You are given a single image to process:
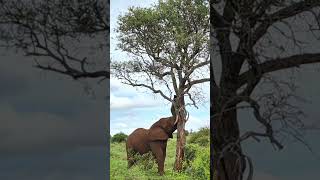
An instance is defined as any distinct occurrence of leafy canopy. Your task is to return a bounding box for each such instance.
[112,0,209,104]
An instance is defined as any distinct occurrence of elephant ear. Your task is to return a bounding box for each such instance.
[148,127,169,141]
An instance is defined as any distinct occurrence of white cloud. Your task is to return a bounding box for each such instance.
[110,78,137,96]
[114,122,128,128]
[110,93,162,110]
[185,115,209,132]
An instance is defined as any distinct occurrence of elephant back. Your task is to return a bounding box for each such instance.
[127,128,150,154]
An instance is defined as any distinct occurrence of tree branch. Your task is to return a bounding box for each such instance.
[238,53,320,88]
[122,80,171,102]
[252,1,320,45]
[34,63,109,79]
[185,78,210,88]
[242,97,284,150]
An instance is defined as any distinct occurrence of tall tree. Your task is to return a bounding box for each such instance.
[210,0,320,179]
[112,0,209,171]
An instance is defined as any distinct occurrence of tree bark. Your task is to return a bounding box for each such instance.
[212,103,245,180]
[174,96,186,171]
[174,115,186,171]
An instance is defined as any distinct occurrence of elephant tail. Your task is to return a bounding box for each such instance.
[126,142,135,168]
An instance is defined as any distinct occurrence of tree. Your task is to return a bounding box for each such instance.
[0,0,109,80]
[210,0,320,179]
[111,132,128,143]
[112,0,209,171]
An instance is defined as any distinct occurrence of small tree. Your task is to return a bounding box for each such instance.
[112,0,209,171]
[111,132,128,143]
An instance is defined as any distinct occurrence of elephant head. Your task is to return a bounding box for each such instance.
[148,95,178,141]
[148,116,177,141]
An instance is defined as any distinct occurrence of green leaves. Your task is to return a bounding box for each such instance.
[116,0,209,62]
[113,0,210,107]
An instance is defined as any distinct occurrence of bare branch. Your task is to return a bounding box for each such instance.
[122,80,171,102]
[238,53,320,88]
[186,78,210,87]
[252,1,320,45]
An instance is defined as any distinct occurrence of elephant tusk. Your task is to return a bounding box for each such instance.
[174,115,179,125]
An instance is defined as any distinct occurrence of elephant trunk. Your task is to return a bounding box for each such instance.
[170,96,177,117]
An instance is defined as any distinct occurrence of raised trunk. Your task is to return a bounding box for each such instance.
[211,102,245,180]
[173,96,186,171]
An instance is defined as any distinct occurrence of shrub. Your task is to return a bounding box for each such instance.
[190,147,210,180]
[188,127,210,146]
[185,129,189,136]
[111,132,128,143]
[184,144,199,164]
[183,144,210,180]
[133,151,155,170]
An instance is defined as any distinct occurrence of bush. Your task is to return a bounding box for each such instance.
[132,151,155,170]
[183,144,210,180]
[190,147,210,180]
[184,144,199,164]
[188,127,210,146]
[111,132,128,143]
[185,130,189,136]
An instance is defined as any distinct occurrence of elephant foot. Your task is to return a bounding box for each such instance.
[127,159,135,169]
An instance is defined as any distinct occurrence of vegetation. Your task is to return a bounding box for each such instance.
[111,132,128,143]
[188,127,209,146]
[110,129,209,180]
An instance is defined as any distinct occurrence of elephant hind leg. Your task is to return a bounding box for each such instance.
[128,158,135,169]
[126,147,136,169]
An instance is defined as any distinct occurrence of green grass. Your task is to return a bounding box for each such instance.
[110,135,209,180]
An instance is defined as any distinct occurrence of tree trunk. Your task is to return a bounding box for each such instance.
[211,102,245,180]
[174,116,186,171]
[174,96,186,171]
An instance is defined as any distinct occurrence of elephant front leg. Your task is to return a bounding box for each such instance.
[150,142,165,175]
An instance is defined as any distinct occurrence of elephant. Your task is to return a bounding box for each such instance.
[126,95,178,175]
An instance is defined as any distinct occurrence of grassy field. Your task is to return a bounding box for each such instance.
[110,133,210,180]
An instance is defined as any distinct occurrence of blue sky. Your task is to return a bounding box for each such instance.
[110,0,210,135]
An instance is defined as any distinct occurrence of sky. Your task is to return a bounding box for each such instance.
[109,0,210,136]
[240,66,320,180]
[236,19,320,180]
[0,24,107,180]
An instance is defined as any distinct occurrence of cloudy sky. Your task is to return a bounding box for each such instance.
[110,0,210,136]
[236,20,320,180]
[240,67,320,180]
[0,26,107,180]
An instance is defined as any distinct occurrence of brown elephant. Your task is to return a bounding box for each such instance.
[126,96,178,175]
